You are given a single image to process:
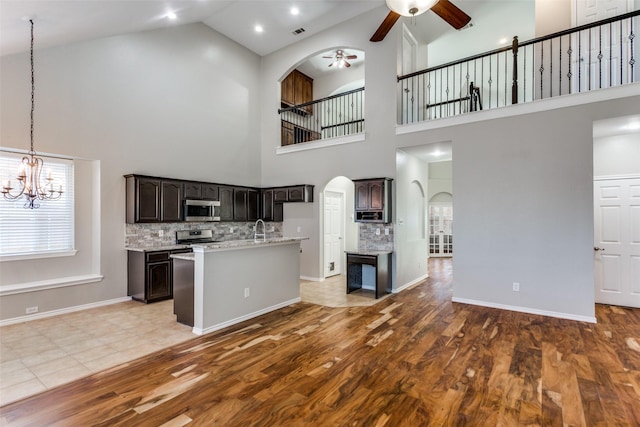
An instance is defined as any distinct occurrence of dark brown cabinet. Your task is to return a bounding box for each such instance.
[281,69,313,114]
[218,186,234,221]
[136,178,161,222]
[161,181,182,222]
[234,188,259,221]
[202,184,219,200]
[126,174,313,223]
[126,175,182,223]
[183,182,218,200]
[353,178,392,223]
[346,251,392,299]
[261,185,312,222]
[128,249,191,303]
[281,121,295,146]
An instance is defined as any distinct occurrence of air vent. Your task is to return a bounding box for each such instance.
[291,28,305,35]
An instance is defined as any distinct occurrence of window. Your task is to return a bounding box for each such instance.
[0,151,75,258]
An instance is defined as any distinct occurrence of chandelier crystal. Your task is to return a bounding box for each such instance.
[2,19,63,209]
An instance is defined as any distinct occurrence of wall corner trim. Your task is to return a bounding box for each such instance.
[451,297,597,324]
[0,274,104,297]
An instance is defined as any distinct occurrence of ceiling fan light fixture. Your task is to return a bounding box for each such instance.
[385,0,438,17]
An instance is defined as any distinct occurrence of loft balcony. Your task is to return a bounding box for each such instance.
[398,10,639,125]
[278,87,365,147]
[276,10,637,149]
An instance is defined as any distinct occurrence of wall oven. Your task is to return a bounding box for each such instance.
[184,199,220,222]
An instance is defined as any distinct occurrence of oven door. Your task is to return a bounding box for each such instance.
[184,200,220,222]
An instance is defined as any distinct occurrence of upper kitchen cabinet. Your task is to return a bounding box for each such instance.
[281,69,313,115]
[261,185,313,222]
[125,175,182,223]
[161,181,183,222]
[183,182,219,200]
[218,186,234,221]
[353,178,392,223]
[234,188,259,222]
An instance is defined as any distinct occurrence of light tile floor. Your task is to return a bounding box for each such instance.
[0,275,385,406]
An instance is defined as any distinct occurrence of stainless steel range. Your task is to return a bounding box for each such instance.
[176,229,218,245]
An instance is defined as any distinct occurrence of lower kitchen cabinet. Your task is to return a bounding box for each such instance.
[128,249,191,303]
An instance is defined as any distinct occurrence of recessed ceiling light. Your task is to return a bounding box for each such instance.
[255,25,264,33]
[166,12,177,20]
[498,37,508,45]
[291,7,299,15]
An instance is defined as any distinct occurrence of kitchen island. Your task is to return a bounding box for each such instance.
[173,238,305,335]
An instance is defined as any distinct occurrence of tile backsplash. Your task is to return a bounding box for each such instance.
[358,223,394,252]
[125,222,283,248]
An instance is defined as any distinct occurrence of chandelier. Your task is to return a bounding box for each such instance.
[2,19,63,209]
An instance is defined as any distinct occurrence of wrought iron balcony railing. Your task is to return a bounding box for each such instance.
[278,87,364,146]
[398,10,639,124]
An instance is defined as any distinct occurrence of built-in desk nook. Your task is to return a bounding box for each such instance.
[346,251,392,299]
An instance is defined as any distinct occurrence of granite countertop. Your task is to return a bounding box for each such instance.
[192,237,308,251]
[170,253,195,261]
[345,250,393,256]
[126,244,191,252]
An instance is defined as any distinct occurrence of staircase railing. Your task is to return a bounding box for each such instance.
[398,10,639,124]
[278,87,365,146]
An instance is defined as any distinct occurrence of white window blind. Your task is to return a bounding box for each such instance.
[0,151,75,257]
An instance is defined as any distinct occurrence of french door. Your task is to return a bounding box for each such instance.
[429,203,453,257]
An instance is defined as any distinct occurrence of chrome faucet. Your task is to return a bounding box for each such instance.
[254,219,266,242]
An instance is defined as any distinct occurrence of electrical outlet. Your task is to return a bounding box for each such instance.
[297,226,301,233]
[158,230,164,237]
[26,306,38,314]
[375,228,381,235]
[512,282,520,292]
[385,228,390,235]
[230,227,234,233]
[244,288,250,298]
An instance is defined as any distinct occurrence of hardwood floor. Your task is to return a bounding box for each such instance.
[2,259,640,426]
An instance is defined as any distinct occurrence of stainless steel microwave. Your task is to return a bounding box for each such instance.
[184,199,220,222]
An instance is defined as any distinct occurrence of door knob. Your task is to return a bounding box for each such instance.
[594,247,605,251]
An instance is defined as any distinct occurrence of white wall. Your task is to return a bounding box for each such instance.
[324,176,358,253]
[395,150,429,288]
[594,133,640,176]
[0,23,262,321]
[428,160,452,201]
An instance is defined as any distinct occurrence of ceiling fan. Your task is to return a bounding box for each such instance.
[323,50,358,68]
[370,0,471,42]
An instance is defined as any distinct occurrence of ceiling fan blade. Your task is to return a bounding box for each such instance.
[431,0,471,30]
[322,56,334,58]
[344,61,351,68]
[345,55,358,60]
[370,11,401,42]
[328,62,334,67]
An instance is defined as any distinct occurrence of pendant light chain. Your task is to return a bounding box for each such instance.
[30,19,35,156]
[1,18,64,208]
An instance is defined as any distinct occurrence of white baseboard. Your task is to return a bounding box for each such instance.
[0,296,132,327]
[451,297,597,323]
[300,276,324,282]
[394,274,429,293]
[192,297,301,336]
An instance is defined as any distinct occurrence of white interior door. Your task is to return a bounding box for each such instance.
[429,203,453,257]
[324,191,344,277]
[594,178,640,308]
[572,0,635,93]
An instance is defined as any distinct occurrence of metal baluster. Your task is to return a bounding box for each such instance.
[488,55,492,108]
[559,36,562,95]
[609,22,612,87]
[629,17,635,83]
[539,41,544,99]
[598,25,603,88]
[588,28,592,91]
[620,20,624,84]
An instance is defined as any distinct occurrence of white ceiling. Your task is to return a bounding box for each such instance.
[0,0,384,57]
[0,0,505,58]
